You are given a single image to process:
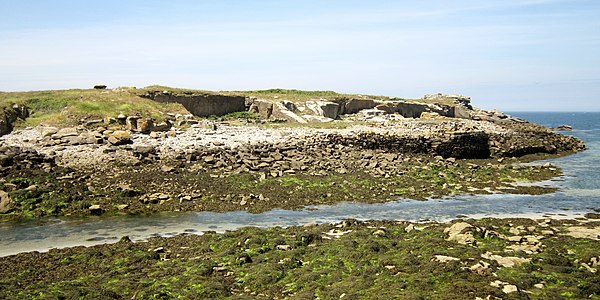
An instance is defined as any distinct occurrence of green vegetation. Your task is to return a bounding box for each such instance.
[140,85,397,102]
[230,88,394,102]
[0,88,188,127]
[1,219,598,299]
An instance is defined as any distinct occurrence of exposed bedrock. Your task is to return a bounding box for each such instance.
[141,91,246,117]
[489,130,586,157]
[0,104,29,136]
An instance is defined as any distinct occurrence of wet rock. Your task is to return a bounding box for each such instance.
[0,191,14,214]
[551,125,573,131]
[88,204,103,215]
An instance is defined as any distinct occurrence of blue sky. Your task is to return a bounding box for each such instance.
[1,0,599,111]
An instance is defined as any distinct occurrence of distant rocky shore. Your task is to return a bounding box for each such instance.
[0,90,586,219]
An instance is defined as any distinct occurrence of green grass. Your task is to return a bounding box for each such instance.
[0,88,188,127]
[231,88,394,102]
[141,86,398,102]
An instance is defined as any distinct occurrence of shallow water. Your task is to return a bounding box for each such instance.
[1,112,599,257]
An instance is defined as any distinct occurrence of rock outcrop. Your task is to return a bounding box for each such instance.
[0,104,29,136]
[142,90,246,117]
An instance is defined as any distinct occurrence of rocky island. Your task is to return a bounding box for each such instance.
[0,87,585,218]
[0,86,597,299]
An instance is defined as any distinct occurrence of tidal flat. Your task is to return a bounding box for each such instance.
[1,217,599,299]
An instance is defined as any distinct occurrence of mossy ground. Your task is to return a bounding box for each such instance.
[1,154,561,220]
[1,218,598,299]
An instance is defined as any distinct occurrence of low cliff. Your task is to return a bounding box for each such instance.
[140,90,246,117]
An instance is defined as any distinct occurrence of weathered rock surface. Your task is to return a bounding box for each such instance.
[305,101,340,119]
[107,130,132,145]
[142,90,246,117]
[0,104,29,136]
[445,222,476,245]
[0,190,14,213]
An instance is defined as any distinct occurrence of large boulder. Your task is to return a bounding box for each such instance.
[396,102,432,118]
[0,104,29,136]
[424,93,473,109]
[136,118,154,133]
[374,103,398,114]
[451,104,473,119]
[0,191,14,214]
[342,99,377,114]
[272,103,307,123]
[305,101,340,119]
[248,99,307,123]
[108,130,132,145]
[248,99,274,119]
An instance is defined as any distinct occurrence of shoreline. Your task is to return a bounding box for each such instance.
[2,209,597,258]
[0,117,584,220]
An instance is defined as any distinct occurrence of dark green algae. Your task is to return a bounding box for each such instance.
[0,218,598,299]
[1,154,562,220]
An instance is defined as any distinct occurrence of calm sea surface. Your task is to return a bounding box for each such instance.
[1,112,599,256]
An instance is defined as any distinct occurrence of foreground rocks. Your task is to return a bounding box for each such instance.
[1,217,598,299]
